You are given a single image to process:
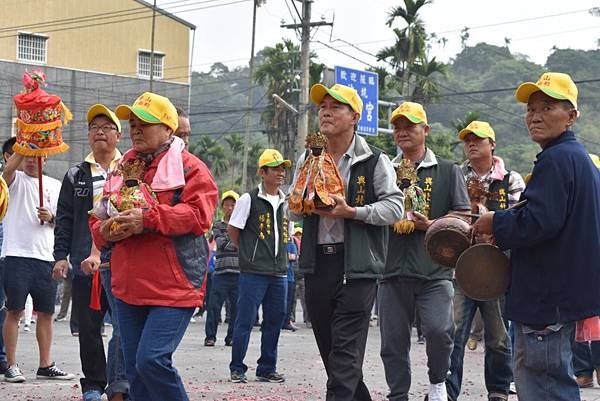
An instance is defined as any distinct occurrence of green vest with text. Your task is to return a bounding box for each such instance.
[238,188,288,276]
[384,157,462,280]
[299,147,389,279]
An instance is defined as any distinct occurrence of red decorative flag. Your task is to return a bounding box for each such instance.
[13,69,71,156]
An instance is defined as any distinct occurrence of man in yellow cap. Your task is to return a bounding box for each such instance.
[53,104,126,401]
[227,149,291,384]
[204,190,240,347]
[290,83,403,401]
[474,72,600,401]
[380,101,470,401]
[445,121,525,401]
[91,91,218,401]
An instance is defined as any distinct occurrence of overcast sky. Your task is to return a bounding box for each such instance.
[156,0,600,72]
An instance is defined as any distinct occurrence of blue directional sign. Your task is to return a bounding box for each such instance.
[334,66,379,136]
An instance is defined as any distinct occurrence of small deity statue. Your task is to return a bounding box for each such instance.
[289,132,345,215]
[393,158,426,234]
[91,158,158,235]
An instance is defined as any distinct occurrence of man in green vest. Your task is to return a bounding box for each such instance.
[227,149,290,384]
[380,102,470,401]
[291,83,404,401]
[446,121,525,401]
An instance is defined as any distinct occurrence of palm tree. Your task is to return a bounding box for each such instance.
[378,0,431,97]
[224,133,244,189]
[254,40,323,159]
[410,56,447,103]
[190,136,228,179]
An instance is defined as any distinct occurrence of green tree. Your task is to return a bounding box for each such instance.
[410,56,448,103]
[224,133,244,190]
[377,0,431,96]
[254,40,323,160]
[426,123,461,162]
[190,136,228,178]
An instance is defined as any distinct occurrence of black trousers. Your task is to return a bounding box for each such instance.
[305,245,376,401]
[72,274,108,394]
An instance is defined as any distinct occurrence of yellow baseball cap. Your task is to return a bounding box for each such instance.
[115,92,179,132]
[589,154,600,169]
[310,83,363,115]
[86,104,121,132]
[515,72,578,110]
[293,227,303,235]
[221,190,240,203]
[458,120,496,141]
[390,102,428,125]
[258,149,291,169]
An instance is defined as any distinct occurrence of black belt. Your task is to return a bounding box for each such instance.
[318,243,344,255]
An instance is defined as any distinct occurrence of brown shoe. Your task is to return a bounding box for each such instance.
[576,375,593,388]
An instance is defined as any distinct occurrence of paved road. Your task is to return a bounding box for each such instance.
[2,315,600,401]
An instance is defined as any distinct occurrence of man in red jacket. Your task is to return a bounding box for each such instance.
[90,92,218,401]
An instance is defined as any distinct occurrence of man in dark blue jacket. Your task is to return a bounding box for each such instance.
[475,72,600,401]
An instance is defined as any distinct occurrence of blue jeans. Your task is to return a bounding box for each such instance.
[116,299,194,401]
[513,322,580,401]
[572,340,600,377]
[100,270,129,399]
[205,273,239,343]
[446,284,512,399]
[229,272,287,375]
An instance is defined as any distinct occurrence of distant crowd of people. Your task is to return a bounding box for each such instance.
[0,70,599,401]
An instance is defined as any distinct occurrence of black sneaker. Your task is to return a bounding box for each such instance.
[5,364,25,383]
[204,338,215,347]
[230,371,247,383]
[256,371,285,383]
[36,363,75,380]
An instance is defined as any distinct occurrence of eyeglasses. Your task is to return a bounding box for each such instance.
[89,124,117,133]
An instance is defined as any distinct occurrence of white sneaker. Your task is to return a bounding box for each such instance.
[427,382,448,401]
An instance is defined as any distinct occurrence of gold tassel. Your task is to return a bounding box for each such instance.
[393,219,415,234]
[60,102,73,126]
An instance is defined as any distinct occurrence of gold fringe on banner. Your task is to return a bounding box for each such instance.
[12,142,69,157]
[15,118,61,133]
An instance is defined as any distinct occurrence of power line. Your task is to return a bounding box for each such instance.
[0,0,250,40]
[0,0,203,33]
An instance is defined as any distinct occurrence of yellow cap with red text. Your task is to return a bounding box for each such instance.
[310,83,363,115]
[221,190,240,203]
[458,120,496,141]
[86,104,121,132]
[515,72,578,110]
[115,92,179,132]
[390,102,428,125]
[258,149,291,169]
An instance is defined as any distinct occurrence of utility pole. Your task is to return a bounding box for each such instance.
[240,0,259,191]
[282,0,332,162]
[149,0,157,92]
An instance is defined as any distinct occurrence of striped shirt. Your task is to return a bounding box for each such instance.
[84,151,122,205]
[461,156,525,208]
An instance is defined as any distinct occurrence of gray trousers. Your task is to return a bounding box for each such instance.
[379,277,455,401]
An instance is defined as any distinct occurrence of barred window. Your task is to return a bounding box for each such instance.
[138,51,164,79]
[17,33,48,63]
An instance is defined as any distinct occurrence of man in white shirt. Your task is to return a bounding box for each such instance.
[227,149,291,384]
[1,140,74,383]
